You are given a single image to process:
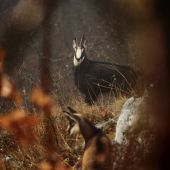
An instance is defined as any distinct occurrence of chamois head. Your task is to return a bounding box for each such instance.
[73,35,87,66]
[64,107,113,170]
[64,107,81,135]
[64,107,96,139]
[66,113,81,135]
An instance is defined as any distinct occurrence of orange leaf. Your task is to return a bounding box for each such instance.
[0,74,22,104]
[101,109,107,117]
[0,108,41,145]
[31,88,54,117]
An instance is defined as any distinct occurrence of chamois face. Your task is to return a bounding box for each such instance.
[64,107,113,170]
[67,116,80,135]
[73,36,87,67]
[65,112,82,135]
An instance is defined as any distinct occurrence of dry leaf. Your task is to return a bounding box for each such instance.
[101,108,107,117]
[31,88,54,117]
[38,158,71,170]
[0,74,23,104]
[0,108,40,145]
[39,162,53,170]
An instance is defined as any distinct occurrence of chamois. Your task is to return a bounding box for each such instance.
[64,107,113,170]
[73,35,139,105]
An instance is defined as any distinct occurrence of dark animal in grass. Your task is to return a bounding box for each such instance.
[64,107,113,170]
[72,35,140,105]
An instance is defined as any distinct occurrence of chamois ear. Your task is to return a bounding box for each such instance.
[67,107,77,113]
[63,110,78,122]
[80,35,87,49]
[82,38,87,49]
[73,38,77,49]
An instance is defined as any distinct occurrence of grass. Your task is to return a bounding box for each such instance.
[0,93,128,170]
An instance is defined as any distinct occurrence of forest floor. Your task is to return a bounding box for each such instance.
[0,94,128,170]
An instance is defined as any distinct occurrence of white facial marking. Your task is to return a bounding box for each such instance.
[76,47,82,59]
[73,45,85,66]
[74,56,85,66]
[70,123,80,135]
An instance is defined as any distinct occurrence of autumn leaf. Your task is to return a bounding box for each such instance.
[0,74,23,104]
[31,88,54,117]
[101,108,107,117]
[38,158,71,170]
[0,108,40,145]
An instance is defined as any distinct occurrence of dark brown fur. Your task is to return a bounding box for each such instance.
[65,107,113,170]
[73,36,141,105]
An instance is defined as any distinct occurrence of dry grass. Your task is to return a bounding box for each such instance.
[0,92,128,170]
[110,95,129,117]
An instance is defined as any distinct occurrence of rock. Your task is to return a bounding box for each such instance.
[112,85,156,170]
[114,85,153,144]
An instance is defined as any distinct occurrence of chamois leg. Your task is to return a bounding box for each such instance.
[85,93,98,105]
